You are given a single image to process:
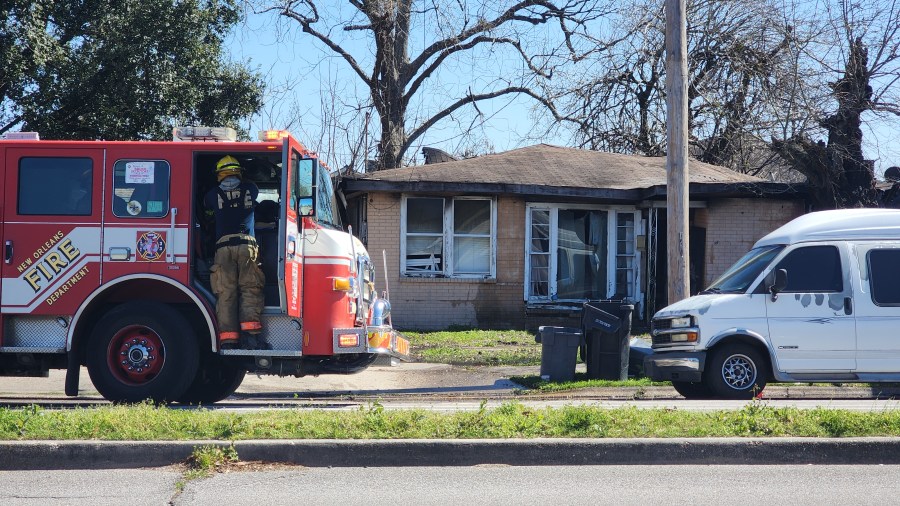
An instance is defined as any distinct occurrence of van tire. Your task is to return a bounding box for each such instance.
[671,381,713,399]
[86,301,199,403]
[176,356,246,405]
[705,344,767,399]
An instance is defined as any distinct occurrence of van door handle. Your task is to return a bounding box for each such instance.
[4,240,11,264]
[844,297,853,315]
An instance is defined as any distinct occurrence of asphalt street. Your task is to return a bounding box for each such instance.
[3,465,900,505]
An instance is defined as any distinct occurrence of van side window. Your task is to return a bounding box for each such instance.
[18,157,93,215]
[868,249,900,305]
[112,160,170,218]
[773,245,842,293]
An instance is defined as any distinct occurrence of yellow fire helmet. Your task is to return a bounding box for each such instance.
[215,155,242,182]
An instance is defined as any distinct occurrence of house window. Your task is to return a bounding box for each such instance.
[402,196,495,278]
[615,213,636,298]
[526,205,640,302]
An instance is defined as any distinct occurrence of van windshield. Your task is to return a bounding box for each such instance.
[701,245,785,294]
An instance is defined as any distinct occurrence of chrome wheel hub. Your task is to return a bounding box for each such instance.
[721,354,756,390]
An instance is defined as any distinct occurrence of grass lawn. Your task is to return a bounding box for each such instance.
[404,328,543,366]
[3,401,900,440]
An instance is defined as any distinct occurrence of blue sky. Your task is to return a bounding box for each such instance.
[227,8,900,177]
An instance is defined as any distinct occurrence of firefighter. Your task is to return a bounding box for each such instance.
[204,155,269,350]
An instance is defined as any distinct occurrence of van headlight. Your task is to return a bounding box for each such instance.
[669,316,693,328]
[670,332,698,342]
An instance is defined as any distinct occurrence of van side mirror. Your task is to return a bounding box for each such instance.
[766,268,787,301]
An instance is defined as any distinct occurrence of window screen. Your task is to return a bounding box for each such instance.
[18,157,93,215]
[112,160,170,218]
[773,245,843,292]
[869,249,900,305]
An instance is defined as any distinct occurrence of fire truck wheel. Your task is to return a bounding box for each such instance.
[86,301,199,403]
[175,356,246,405]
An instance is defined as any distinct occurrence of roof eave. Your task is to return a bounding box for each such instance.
[341,179,806,201]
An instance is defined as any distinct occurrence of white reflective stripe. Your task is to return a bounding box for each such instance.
[1,225,192,310]
[66,273,216,352]
[302,257,352,265]
[103,226,189,257]
[1,255,100,311]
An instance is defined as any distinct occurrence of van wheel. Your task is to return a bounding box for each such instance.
[705,344,767,399]
[176,356,246,405]
[86,301,198,403]
[671,381,713,399]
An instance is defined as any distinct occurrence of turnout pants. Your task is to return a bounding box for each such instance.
[210,234,265,343]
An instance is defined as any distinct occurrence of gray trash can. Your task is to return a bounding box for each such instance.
[582,302,634,381]
[537,326,583,382]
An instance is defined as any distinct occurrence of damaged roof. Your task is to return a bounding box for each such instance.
[342,144,802,201]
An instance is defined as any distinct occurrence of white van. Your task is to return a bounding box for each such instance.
[644,208,900,399]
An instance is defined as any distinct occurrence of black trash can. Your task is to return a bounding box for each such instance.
[537,326,583,382]
[582,302,634,380]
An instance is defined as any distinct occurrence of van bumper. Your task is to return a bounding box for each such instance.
[644,351,706,382]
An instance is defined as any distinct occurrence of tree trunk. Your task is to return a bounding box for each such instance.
[775,37,877,209]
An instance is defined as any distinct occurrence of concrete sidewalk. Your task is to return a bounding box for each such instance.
[3,438,900,470]
[4,364,900,401]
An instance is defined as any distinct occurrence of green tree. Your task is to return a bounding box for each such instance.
[0,0,263,140]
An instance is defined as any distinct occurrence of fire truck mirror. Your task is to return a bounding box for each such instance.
[298,197,314,217]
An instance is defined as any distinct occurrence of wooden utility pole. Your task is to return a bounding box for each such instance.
[665,0,690,304]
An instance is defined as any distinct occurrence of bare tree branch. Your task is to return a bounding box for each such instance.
[277,1,373,86]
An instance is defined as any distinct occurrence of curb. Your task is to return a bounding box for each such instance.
[550,385,900,400]
[4,438,900,470]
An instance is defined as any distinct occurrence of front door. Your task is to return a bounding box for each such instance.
[1,149,104,324]
[281,139,313,318]
[765,244,856,372]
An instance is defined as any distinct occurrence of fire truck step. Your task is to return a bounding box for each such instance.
[0,347,66,354]
[219,349,302,357]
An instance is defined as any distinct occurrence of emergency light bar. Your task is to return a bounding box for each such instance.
[258,129,290,141]
[172,126,237,142]
[2,132,40,140]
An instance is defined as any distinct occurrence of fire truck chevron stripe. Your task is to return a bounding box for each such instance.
[2,255,100,311]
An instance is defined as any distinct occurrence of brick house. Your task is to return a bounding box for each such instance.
[340,144,806,330]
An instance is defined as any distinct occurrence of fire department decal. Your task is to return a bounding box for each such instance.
[126,200,142,216]
[136,231,166,261]
[18,230,82,293]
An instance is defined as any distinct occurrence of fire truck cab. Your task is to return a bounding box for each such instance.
[0,127,409,404]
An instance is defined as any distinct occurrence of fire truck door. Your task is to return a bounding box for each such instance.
[1,148,104,320]
[281,140,311,318]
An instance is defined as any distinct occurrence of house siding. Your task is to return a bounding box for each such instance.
[364,193,527,330]
[702,198,806,285]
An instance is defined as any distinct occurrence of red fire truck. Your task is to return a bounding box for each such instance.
[0,127,409,404]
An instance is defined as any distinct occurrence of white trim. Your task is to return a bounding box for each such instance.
[67,274,216,352]
[401,195,496,279]
[524,203,644,305]
[606,211,616,296]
